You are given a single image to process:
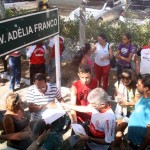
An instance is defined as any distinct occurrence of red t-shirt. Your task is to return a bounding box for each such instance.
[72,78,98,122]
[30,45,45,64]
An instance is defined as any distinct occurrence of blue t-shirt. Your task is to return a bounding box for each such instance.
[128,97,150,145]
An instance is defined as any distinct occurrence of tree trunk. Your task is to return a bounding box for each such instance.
[79,1,86,48]
[0,0,6,19]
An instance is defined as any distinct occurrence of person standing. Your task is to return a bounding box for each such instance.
[128,74,150,150]
[71,64,99,124]
[6,51,21,92]
[47,36,64,77]
[91,33,113,91]
[81,43,93,73]
[116,33,136,80]
[136,38,150,75]
[27,41,46,85]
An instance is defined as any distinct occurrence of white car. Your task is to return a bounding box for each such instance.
[68,0,125,22]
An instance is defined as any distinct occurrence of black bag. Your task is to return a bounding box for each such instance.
[108,44,117,68]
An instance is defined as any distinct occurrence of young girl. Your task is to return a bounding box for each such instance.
[111,69,141,149]
[116,33,136,80]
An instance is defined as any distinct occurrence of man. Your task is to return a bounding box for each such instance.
[136,38,150,75]
[62,88,116,150]
[128,74,150,150]
[26,73,64,121]
[71,64,99,123]
[26,41,47,85]
[47,36,64,76]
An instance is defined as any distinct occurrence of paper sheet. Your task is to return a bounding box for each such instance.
[71,123,87,135]
[42,102,66,124]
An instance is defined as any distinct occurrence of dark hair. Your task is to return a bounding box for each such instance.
[124,33,132,42]
[138,74,150,89]
[78,64,91,74]
[98,33,107,42]
[33,73,46,83]
[83,43,91,54]
[121,69,137,90]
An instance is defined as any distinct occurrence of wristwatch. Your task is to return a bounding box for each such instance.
[35,141,40,147]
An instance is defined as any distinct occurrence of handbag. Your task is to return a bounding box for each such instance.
[110,55,117,68]
[108,44,117,68]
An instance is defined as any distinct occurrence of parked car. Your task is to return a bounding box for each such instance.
[119,10,150,25]
[67,0,125,22]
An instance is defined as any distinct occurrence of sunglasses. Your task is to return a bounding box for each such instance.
[13,94,23,106]
[121,75,131,80]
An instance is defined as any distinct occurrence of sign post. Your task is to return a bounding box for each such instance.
[0,8,62,90]
[0,8,59,56]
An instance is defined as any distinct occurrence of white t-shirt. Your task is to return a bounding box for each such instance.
[114,81,137,121]
[140,46,150,74]
[48,36,64,48]
[95,42,110,66]
[88,106,116,144]
[26,45,46,58]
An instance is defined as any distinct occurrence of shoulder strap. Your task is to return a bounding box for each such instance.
[108,43,110,51]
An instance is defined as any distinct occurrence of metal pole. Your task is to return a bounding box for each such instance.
[79,1,86,48]
[54,35,61,91]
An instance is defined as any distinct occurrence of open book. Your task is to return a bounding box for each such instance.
[42,102,66,124]
[71,123,87,135]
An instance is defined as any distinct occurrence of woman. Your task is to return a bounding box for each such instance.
[2,93,32,150]
[116,33,136,80]
[81,43,93,73]
[6,51,21,92]
[92,33,113,91]
[111,69,141,149]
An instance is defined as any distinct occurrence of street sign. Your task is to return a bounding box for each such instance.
[0,8,59,56]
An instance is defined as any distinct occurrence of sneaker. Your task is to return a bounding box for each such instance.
[15,83,21,89]
[1,72,8,79]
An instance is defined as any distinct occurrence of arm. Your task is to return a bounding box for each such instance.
[79,134,107,144]
[90,44,96,54]
[0,131,31,141]
[70,86,78,123]
[118,52,134,63]
[27,103,47,113]
[46,46,53,64]
[109,45,113,60]
[3,115,15,134]
[139,124,150,150]
[62,103,90,113]
[27,129,50,150]
[135,55,140,75]
[81,56,88,65]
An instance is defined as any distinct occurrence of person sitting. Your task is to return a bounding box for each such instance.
[2,93,32,150]
[111,69,141,149]
[26,73,64,121]
[62,88,116,150]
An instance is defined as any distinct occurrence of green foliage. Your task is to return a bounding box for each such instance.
[60,18,150,49]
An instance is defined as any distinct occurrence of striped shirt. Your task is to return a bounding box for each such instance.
[26,83,62,120]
